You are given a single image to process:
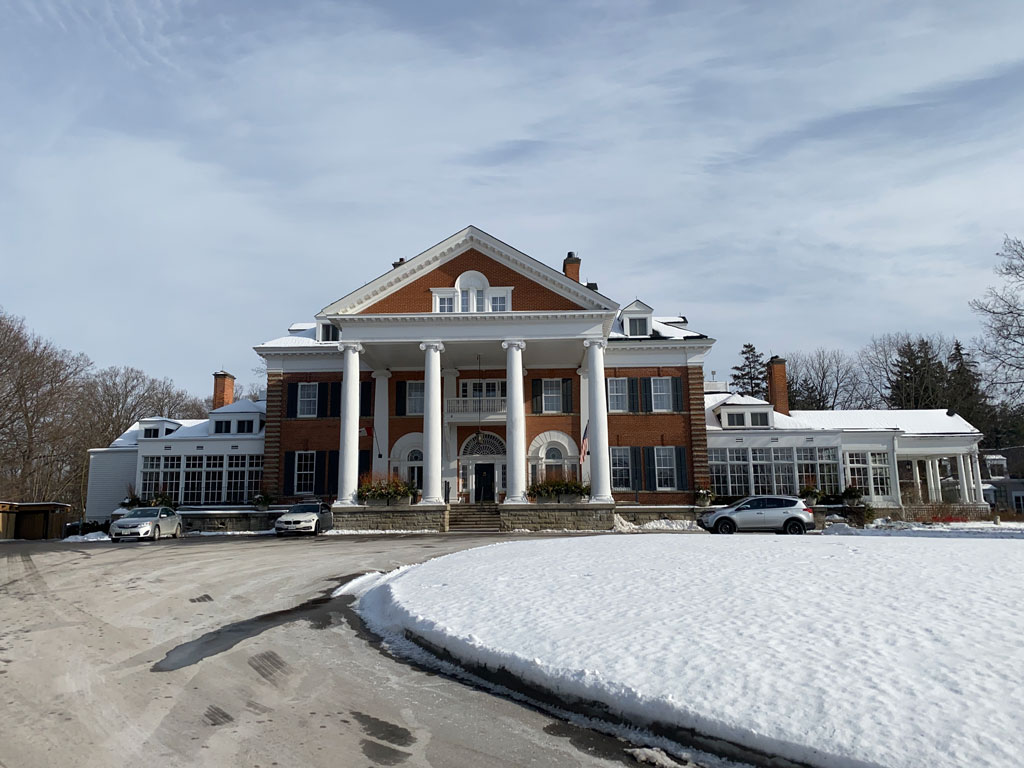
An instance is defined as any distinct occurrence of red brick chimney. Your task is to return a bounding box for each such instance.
[766,356,789,416]
[562,251,581,282]
[212,371,235,410]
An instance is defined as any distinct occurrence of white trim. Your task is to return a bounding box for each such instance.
[527,430,580,459]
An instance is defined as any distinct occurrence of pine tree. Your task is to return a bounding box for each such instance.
[886,338,946,409]
[731,343,767,398]
[944,340,988,423]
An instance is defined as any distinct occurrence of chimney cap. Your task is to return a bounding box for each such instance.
[564,251,581,263]
[768,356,786,364]
[213,370,236,379]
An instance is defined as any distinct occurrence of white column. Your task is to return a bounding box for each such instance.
[503,340,528,504]
[972,452,984,505]
[420,342,445,504]
[956,454,970,503]
[925,458,938,503]
[584,339,614,503]
[932,459,944,503]
[577,367,590,481]
[888,444,902,507]
[371,371,390,476]
[911,460,922,503]
[335,342,363,507]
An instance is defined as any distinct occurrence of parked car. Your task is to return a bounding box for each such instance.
[110,507,182,542]
[697,496,815,535]
[274,501,333,537]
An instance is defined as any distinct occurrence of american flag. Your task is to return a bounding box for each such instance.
[580,421,589,465]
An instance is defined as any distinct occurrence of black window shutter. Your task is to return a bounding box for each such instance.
[672,377,684,412]
[395,381,407,416]
[329,382,341,418]
[628,378,640,413]
[630,446,642,490]
[358,449,371,478]
[286,383,298,418]
[360,380,372,418]
[327,450,339,499]
[640,378,653,413]
[561,378,572,413]
[531,379,542,413]
[317,382,329,418]
[675,446,688,490]
[314,450,327,496]
[643,447,656,491]
[283,452,295,497]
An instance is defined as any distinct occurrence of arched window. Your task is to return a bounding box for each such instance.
[545,446,563,461]
[461,432,506,456]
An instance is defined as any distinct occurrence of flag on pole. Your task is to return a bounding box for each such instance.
[580,421,589,465]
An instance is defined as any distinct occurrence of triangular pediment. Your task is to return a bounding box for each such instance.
[621,299,653,314]
[319,226,618,316]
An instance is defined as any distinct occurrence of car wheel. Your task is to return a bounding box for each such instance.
[314,522,321,536]
[173,525,181,539]
[153,525,161,541]
[714,519,736,535]
[784,519,805,535]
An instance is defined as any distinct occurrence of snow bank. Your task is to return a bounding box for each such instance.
[613,515,702,533]
[323,528,436,536]
[825,519,1024,539]
[353,535,1024,768]
[186,528,276,537]
[62,531,111,542]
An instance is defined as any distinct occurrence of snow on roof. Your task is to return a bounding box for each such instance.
[110,422,142,448]
[789,409,980,435]
[289,322,317,332]
[608,314,706,340]
[255,334,320,349]
[210,399,267,415]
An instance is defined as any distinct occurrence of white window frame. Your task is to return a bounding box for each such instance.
[294,451,316,495]
[297,382,318,418]
[542,379,562,413]
[319,323,339,342]
[651,377,672,412]
[432,285,512,313]
[750,411,769,427]
[654,446,676,490]
[726,412,745,427]
[438,296,454,313]
[406,381,425,416]
[607,378,628,413]
[610,446,631,490]
[628,317,649,336]
[490,295,506,312]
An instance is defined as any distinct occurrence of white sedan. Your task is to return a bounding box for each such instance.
[274,502,333,536]
[110,507,182,542]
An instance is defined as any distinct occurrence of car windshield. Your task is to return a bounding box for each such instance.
[289,504,319,515]
[125,509,158,519]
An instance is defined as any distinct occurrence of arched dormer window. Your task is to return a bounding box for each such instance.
[432,272,512,314]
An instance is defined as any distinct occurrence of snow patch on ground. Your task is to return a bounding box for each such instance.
[62,531,111,542]
[186,529,276,537]
[324,528,437,536]
[614,515,703,533]
[825,519,1024,538]
[353,535,1024,768]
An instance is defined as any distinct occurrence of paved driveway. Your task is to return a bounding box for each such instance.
[0,535,647,768]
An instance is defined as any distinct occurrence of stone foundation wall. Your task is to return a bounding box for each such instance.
[898,503,992,522]
[499,504,616,532]
[332,505,449,532]
[614,507,699,525]
[181,510,284,533]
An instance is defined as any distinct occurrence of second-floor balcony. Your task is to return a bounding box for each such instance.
[445,397,507,421]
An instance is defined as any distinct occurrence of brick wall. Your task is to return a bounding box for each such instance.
[359,249,585,313]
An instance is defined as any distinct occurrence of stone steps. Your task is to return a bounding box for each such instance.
[449,505,502,532]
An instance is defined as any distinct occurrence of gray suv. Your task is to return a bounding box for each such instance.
[697,496,814,535]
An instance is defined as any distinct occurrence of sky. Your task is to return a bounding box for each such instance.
[2,0,1023,397]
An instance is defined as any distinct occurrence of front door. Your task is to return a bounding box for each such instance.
[474,463,495,503]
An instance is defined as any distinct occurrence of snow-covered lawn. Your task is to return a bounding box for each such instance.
[62,531,111,542]
[346,535,1024,768]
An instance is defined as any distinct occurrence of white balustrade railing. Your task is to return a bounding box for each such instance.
[446,397,507,415]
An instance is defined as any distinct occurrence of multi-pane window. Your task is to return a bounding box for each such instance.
[226,455,247,503]
[870,452,891,497]
[295,451,315,495]
[651,377,672,411]
[236,420,254,434]
[143,428,159,438]
[460,290,470,313]
[204,456,223,503]
[773,447,795,495]
[726,412,745,427]
[406,382,425,415]
[438,296,454,313]
[214,420,230,434]
[460,380,507,398]
[141,456,161,499]
[751,448,773,495]
[491,295,506,312]
[161,456,181,500]
[628,318,648,336]
[475,292,485,312]
[610,447,631,490]
[654,447,676,490]
[320,323,339,342]
[297,382,318,418]
[542,379,562,412]
[607,378,628,412]
[247,455,264,500]
[846,452,870,492]
[183,457,203,505]
[709,447,729,497]
[750,412,769,427]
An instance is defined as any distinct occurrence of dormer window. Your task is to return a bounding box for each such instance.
[214,420,230,434]
[628,318,649,336]
[726,413,745,427]
[320,323,340,342]
[750,412,769,427]
[143,427,159,438]
[438,296,454,313]
[620,299,654,338]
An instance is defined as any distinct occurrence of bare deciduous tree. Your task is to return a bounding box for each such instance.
[971,236,1024,400]
[785,348,874,410]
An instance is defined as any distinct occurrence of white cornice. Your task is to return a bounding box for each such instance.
[332,311,612,325]
[318,226,619,316]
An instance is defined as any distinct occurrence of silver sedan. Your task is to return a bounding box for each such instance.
[110,507,182,542]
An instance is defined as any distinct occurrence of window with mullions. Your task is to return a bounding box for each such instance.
[654,447,676,490]
[438,296,454,313]
[870,452,891,497]
[141,456,160,499]
[247,455,264,500]
[183,470,203,505]
[542,379,562,413]
[751,448,773,494]
[628,318,648,336]
[607,378,627,412]
[491,295,506,312]
[237,420,254,434]
[726,412,745,427]
[750,412,769,427]
[651,377,672,411]
[295,451,315,495]
[161,456,181,501]
[297,382,318,418]
[407,382,425,415]
[610,447,631,490]
[846,452,870,492]
[214,420,230,434]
